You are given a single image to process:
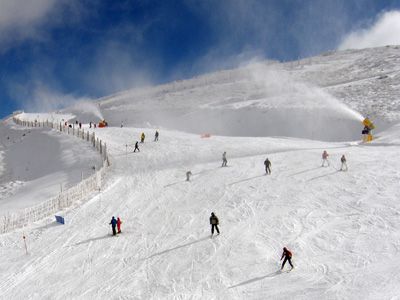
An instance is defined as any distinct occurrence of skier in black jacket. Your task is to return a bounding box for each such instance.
[210,212,220,236]
[264,158,271,174]
[134,141,140,152]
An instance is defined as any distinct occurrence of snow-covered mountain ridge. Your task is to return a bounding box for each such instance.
[92,45,400,141]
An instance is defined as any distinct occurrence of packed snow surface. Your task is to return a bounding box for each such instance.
[1,46,400,299]
[0,117,102,212]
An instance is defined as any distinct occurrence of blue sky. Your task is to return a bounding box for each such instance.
[1,0,400,118]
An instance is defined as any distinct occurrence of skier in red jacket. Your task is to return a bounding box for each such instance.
[117,217,122,234]
[280,247,294,270]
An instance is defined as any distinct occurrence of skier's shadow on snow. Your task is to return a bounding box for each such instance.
[74,235,111,246]
[229,271,283,288]
[288,166,321,177]
[143,236,210,260]
[307,170,339,182]
[163,180,187,188]
[228,175,265,186]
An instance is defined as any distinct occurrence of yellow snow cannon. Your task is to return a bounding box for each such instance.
[362,118,374,142]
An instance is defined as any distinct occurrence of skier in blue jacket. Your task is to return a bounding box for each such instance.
[110,216,117,236]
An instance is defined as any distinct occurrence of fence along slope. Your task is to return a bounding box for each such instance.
[0,117,110,234]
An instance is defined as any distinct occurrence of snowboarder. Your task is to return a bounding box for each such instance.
[140,132,145,143]
[322,150,329,167]
[210,212,220,236]
[117,217,122,234]
[154,130,159,142]
[186,171,192,181]
[222,152,227,167]
[134,141,140,152]
[264,158,271,174]
[280,247,294,270]
[340,154,348,171]
[109,216,117,236]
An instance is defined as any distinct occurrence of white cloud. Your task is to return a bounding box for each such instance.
[7,80,92,113]
[339,10,400,50]
[0,0,83,50]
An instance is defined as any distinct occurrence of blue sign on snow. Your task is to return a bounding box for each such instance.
[55,215,65,224]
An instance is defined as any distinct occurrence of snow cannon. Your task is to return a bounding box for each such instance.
[362,118,374,142]
[98,119,108,128]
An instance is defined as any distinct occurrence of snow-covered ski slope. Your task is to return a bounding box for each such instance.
[0,115,102,213]
[1,46,400,299]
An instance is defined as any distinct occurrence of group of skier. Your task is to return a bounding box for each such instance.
[109,216,122,236]
[322,150,348,171]
[133,130,159,152]
[111,130,361,272]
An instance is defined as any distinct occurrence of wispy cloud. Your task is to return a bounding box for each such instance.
[80,29,157,96]
[0,0,84,51]
[8,80,91,113]
[339,10,400,50]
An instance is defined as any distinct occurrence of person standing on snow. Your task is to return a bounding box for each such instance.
[186,171,192,181]
[210,212,220,236]
[340,154,348,171]
[140,132,145,143]
[134,141,140,152]
[117,217,122,234]
[264,158,271,174]
[109,216,117,236]
[321,150,329,167]
[222,152,227,167]
[154,130,159,142]
[280,247,294,270]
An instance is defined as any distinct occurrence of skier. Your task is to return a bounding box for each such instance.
[120,121,124,128]
[117,217,122,234]
[154,130,159,142]
[79,122,82,129]
[109,216,117,236]
[222,152,227,167]
[321,150,329,167]
[340,154,348,171]
[264,158,271,174]
[210,212,220,237]
[186,171,192,181]
[280,247,294,270]
[134,141,140,152]
[89,121,92,128]
[140,132,145,143]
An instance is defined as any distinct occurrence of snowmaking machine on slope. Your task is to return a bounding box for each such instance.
[362,118,374,142]
[98,120,108,128]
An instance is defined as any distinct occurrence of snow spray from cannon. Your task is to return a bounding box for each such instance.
[240,63,366,141]
[247,63,365,121]
[70,101,104,121]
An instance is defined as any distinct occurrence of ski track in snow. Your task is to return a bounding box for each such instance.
[1,125,400,299]
[1,46,400,298]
